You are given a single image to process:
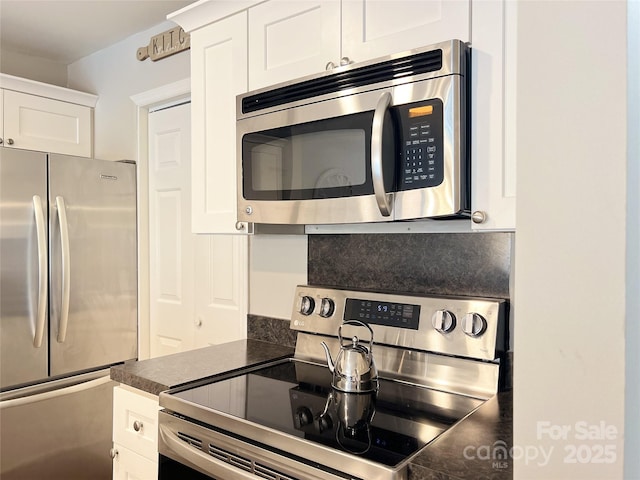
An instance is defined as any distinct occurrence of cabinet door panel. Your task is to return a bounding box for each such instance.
[249,0,340,90]
[3,90,92,157]
[470,0,516,230]
[112,444,157,480]
[191,12,248,234]
[113,386,160,462]
[0,91,4,145]
[343,0,470,62]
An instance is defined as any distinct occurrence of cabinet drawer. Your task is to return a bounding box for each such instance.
[112,443,158,480]
[113,386,159,461]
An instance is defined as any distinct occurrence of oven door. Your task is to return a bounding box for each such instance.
[158,411,361,480]
[236,76,465,225]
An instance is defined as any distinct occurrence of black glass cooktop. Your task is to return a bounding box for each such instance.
[169,359,483,467]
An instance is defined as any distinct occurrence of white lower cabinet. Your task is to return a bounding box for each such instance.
[112,385,160,479]
[112,445,157,480]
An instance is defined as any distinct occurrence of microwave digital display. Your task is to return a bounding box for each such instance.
[408,105,434,118]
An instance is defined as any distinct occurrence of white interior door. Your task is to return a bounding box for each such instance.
[148,102,248,357]
[148,103,195,357]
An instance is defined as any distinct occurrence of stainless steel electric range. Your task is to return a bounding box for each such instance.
[158,285,507,480]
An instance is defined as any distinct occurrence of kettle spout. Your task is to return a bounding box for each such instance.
[321,341,335,373]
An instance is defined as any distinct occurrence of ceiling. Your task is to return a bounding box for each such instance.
[0,0,196,65]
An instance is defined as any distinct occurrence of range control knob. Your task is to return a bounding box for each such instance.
[294,407,313,428]
[319,298,335,318]
[431,310,456,333]
[462,313,487,337]
[300,296,315,316]
[317,413,333,433]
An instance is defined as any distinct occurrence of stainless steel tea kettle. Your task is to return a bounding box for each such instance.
[318,388,377,454]
[321,320,378,393]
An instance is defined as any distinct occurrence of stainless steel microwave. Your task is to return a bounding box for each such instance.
[236,39,469,225]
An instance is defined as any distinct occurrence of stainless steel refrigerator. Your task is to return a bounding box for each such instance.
[0,148,137,479]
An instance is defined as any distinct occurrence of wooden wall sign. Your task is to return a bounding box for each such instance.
[137,26,190,62]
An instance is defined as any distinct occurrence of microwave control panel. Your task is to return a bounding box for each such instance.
[396,99,444,190]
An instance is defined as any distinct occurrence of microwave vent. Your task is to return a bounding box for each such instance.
[242,48,443,114]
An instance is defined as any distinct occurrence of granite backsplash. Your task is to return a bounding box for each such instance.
[249,232,513,353]
[308,232,513,298]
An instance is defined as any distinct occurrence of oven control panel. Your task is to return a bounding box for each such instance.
[291,285,506,362]
[397,99,445,190]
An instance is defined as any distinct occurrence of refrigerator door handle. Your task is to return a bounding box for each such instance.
[55,196,71,343]
[0,375,112,409]
[32,195,48,348]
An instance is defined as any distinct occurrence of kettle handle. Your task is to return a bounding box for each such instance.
[338,320,374,354]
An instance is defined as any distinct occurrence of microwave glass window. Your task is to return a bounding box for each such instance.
[250,130,366,192]
[242,112,383,200]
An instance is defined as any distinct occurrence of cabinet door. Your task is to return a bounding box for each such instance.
[0,90,4,145]
[112,444,157,480]
[342,0,470,63]
[191,12,248,234]
[112,386,160,462]
[248,0,340,90]
[3,90,92,157]
[470,0,516,231]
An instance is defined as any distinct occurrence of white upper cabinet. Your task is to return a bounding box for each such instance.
[172,0,514,233]
[342,0,470,63]
[470,0,516,231]
[0,74,96,158]
[190,11,249,234]
[248,1,340,91]
[248,0,471,90]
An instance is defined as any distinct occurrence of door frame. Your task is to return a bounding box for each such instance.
[131,79,190,360]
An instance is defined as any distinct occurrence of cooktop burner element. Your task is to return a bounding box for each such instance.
[159,286,507,480]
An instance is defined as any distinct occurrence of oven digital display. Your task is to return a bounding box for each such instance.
[344,298,420,330]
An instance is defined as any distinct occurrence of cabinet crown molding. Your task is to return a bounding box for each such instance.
[0,73,98,108]
[168,0,260,32]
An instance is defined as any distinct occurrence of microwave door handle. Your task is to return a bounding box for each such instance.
[371,91,393,217]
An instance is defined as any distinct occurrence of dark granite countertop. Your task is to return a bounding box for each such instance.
[110,339,294,395]
[409,391,513,480]
[111,339,511,479]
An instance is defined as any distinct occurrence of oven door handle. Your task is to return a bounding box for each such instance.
[371,91,393,217]
[159,424,260,480]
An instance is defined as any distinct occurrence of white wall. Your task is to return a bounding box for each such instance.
[514,1,627,478]
[67,20,190,161]
[249,235,307,319]
[0,50,68,87]
[625,0,640,478]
